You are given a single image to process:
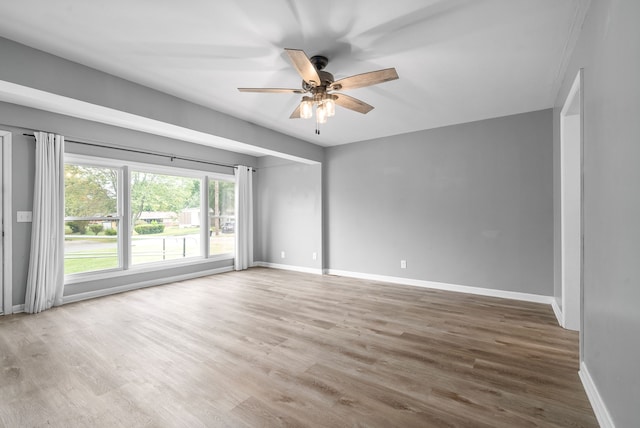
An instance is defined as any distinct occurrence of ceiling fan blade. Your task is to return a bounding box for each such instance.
[238,87,305,93]
[330,68,399,91]
[285,48,322,87]
[334,93,374,114]
[289,104,301,119]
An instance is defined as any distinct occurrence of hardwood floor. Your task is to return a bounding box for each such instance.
[0,268,597,427]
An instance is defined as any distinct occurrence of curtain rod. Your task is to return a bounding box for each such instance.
[22,133,247,171]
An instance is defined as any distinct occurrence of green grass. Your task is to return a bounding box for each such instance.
[210,236,235,254]
[65,236,118,243]
[64,252,119,274]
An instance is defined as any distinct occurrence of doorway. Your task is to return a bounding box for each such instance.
[1,129,12,315]
[560,71,583,332]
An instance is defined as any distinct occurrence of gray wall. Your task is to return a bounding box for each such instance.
[255,156,322,271]
[553,0,640,425]
[325,109,553,295]
[1,102,258,306]
[9,128,34,307]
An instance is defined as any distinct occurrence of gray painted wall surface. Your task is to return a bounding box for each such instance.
[255,156,322,271]
[10,129,34,306]
[0,37,323,163]
[325,109,553,295]
[553,0,640,425]
[1,102,257,305]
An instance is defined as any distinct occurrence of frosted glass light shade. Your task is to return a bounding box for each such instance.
[300,100,313,119]
[316,103,328,124]
[325,98,335,117]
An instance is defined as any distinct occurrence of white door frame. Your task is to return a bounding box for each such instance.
[560,70,583,333]
[1,129,12,315]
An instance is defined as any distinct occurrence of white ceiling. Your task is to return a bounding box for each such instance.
[0,0,588,147]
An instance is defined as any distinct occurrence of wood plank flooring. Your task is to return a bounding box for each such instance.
[0,268,598,427]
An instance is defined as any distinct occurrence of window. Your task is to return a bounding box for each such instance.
[64,164,121,275]
[209,179,235,256]
[130,171,202,265]
[64,155,235,278]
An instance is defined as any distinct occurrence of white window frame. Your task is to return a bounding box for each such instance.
[64,154,235,283]
[64,157,124,280]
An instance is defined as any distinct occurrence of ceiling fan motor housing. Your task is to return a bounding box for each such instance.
[318,70,334,86]
[303,70,334,91]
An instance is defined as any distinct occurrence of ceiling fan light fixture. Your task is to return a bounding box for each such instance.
[300,97,313,119]
[316,103,328,124]
[325,95,336,117]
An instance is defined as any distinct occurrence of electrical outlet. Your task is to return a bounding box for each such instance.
[17,211,33,222]
[312,252,317,260]
[281,251,285,259]
[400,260,407,269]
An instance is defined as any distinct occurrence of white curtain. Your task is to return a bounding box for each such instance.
[234,165,253,270]
[25,132,65,313]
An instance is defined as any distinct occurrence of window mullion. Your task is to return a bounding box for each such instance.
[203,176,210,257]
[122,166,131,270]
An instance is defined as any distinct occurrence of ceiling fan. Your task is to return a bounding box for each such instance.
[238,48,399,134]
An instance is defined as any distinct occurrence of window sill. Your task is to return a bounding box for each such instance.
[64,254,234,285]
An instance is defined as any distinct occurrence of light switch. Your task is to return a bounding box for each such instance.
[17,211,32,222]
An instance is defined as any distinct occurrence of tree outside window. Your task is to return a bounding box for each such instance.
[64,164,120,274]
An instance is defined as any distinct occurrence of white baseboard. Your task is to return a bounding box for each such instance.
[62,266,234,305]
[551,298,563,327]
[254,261,323,275]
[579,361,615,428]
[324,269,554,305]
[12,304,25,314]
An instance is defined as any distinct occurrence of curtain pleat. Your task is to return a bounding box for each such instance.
[234,165,253,271]
[25,132,65,313]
